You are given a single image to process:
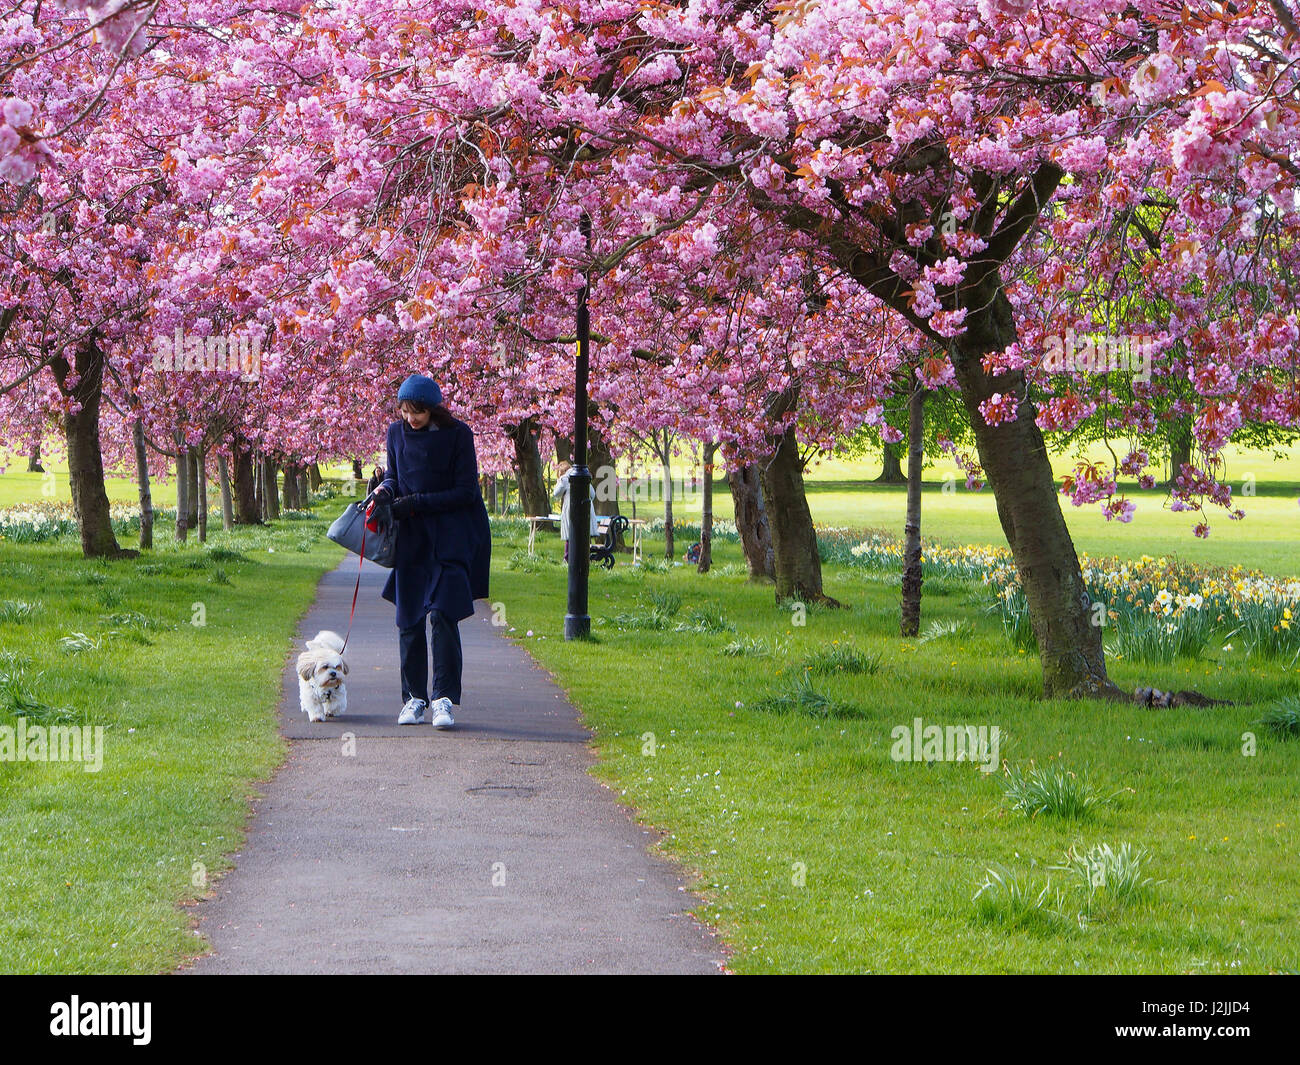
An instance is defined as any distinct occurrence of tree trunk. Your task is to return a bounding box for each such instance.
[510,418,549,517]
[27,441,43,473]
[661,446,674,561]
[698,441,717,573]
[554,433,572,466]
[876,441,906,484]
[297,468,310,509]
[759,417,832,604]
[263,456,281,519]
[186,447,200,530]
[133,419,153,551]
[282,462,298,511]
[727,463,775,580]
[173,435,190,544]
[230,443,260,524]
[252,449,263,519]
[352,458,364,480]
[217,452,235,531]
[753,386,830,603]
[259,454,271,520]
[50,339,123,559]
[1167,419,1192,487]
[951,281,1118,699]
[900,389,926,638]
[307,462,322,490]
[588,425,623,546]
[197,444,208,543]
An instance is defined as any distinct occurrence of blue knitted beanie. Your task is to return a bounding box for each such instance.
[397,374,443,407]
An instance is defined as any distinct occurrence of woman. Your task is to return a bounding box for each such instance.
[370,374,491,729]
[552,459,598,562]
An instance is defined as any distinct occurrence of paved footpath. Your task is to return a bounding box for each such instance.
[181,555,725,974]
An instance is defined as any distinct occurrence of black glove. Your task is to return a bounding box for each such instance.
[391,495,418,520]
[367,491,392,528]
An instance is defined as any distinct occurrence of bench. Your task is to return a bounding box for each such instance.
[526,513,645,565]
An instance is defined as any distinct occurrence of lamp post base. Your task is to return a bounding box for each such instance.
[564,613,591,640]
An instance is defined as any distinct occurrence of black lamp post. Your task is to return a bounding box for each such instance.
[564,213,593,640]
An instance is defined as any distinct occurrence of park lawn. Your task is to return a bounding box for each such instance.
[491,527,1300,974]
[640,441,1300,576]
[644,479,1299,577]
[0,467,178,509]
[779,481,1300,577]
[7,438,1286,572]
[0,515,344,973]
[9,456,1298,575]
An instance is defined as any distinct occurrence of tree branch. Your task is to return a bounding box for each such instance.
[1270,0,1300,38]
[970,162,1064,287]
[0,354,56,397]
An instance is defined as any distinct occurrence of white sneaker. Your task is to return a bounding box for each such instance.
[429,698,455,730]
[398,698,427,725]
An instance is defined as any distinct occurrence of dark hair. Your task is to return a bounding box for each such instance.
[398,399,456,428]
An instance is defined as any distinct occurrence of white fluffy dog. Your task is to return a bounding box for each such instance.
[297,630,349,722]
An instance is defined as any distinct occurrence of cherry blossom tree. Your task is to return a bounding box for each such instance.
[6,0,1300,701]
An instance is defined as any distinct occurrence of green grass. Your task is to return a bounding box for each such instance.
[1257,698,1300,740]
[1002,763,1124,822]
[972,841,1159,933]
[972,866,1075,935]
[1054,842,1160,911]
[491,531,1300,973]
[0,460,358,512]
[458,442,1300,576]
[750,671,865,720]
[0,514,343,973]
[4,446,1296,974]
[14,441,1300,574]
[800,643,881,676]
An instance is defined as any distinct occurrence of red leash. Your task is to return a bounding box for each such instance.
[340,504,370,655]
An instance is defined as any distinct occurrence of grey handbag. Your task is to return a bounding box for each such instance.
[327,498,398,568]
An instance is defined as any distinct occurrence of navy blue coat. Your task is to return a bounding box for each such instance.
[379,418,491,628]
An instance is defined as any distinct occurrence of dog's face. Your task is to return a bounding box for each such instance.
[297,648,348,690]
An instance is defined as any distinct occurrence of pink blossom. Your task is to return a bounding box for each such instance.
[978,392,1019,427]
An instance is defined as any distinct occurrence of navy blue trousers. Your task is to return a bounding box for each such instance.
[399,610,462,705]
